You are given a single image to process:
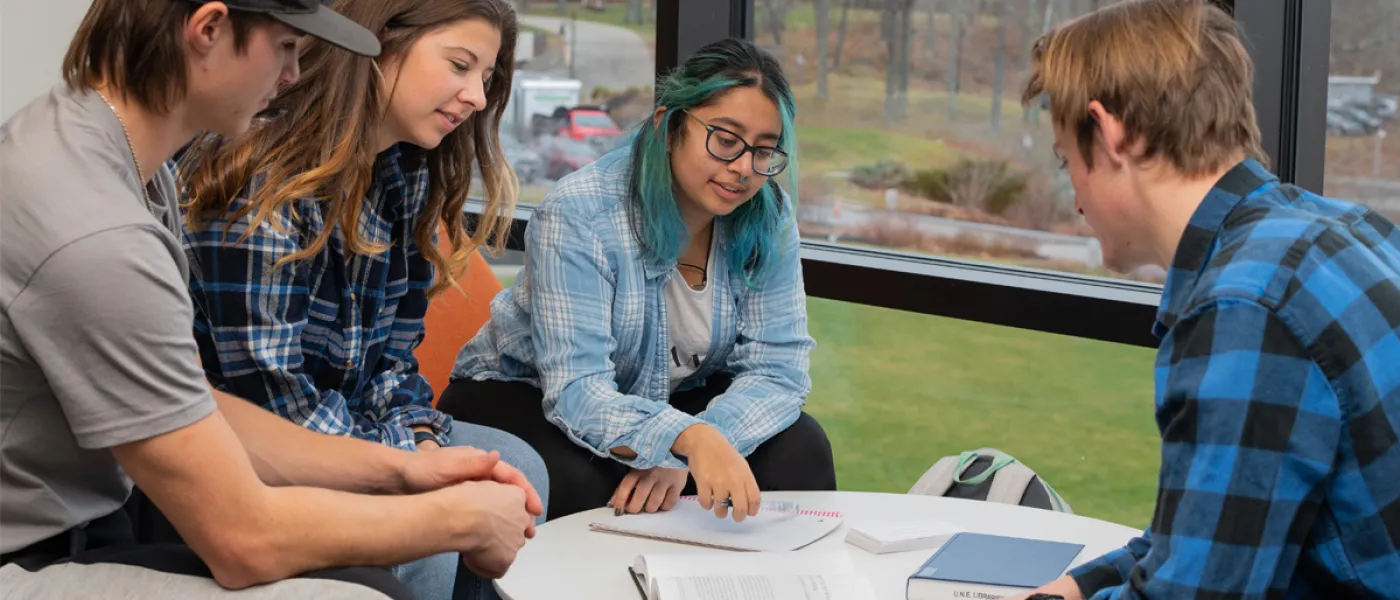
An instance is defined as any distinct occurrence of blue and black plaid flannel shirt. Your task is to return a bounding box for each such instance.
[183,145,449,451]
[1070,159,1400,598]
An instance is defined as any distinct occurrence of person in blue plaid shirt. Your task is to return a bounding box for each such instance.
[439,38,837,521]
[1011,1,1400,599]
[174,1,547,599]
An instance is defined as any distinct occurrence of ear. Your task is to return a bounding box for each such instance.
[1086,100,1128,169]
[652,106,673,152]
[184,2,232,59]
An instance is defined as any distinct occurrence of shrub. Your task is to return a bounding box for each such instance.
[900,158,1028,215]
[901,168,951,204]
[849,159,910,190]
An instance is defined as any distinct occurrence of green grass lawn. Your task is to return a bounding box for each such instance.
[788,73,1062,176]
[795,123,955,176]
[803,298,1161,528]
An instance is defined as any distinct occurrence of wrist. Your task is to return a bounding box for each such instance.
[671,423,717,457]
[447,486,488,553]
[388,448,415,495]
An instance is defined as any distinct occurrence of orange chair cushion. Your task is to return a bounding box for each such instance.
[416,228,504,406]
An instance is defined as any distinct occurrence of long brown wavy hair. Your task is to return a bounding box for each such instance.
[181,0,519,298]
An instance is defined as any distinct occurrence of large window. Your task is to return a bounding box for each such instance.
[751,0,1161,282]
[475,0,1342,530]
[805,297,1160,528]
[504,2,657,204]
[1323,0,1399,218]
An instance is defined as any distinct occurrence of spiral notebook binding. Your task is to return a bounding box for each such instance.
[679,496,841,518]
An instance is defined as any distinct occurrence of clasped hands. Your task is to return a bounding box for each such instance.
[401,432,544,579]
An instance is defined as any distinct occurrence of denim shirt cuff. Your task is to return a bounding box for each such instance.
[630,408,705,469]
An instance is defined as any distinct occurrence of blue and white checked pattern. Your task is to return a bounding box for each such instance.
[1070,159,1400,599]
[184,145,449,451]
[453,148,814,470]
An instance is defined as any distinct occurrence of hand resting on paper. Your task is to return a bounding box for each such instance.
[612,423,760,522]
[612,467,689,515]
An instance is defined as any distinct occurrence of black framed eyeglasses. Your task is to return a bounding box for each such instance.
[682,111,788,177]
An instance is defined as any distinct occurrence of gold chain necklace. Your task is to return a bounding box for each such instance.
[94,90,155,212]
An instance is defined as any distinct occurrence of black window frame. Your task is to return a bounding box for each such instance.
[479,0,1331,350]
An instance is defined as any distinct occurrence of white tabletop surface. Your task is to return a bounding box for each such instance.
[495,491,1142,600]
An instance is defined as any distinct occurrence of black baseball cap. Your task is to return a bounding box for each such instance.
[189,0,381,57]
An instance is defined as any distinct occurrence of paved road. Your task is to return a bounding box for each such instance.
[520,15,655,94]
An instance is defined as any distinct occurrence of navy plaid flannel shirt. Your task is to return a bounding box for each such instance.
[183,145,449,451]
[1070,159,1400,599]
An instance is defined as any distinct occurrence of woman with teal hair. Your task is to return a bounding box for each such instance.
[438,37,835,520]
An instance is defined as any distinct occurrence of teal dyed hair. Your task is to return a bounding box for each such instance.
[626,38,800,288]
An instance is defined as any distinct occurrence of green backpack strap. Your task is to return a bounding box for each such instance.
[951,448,1018,485]
[956,448,1074,514]
[911,448,1074,514]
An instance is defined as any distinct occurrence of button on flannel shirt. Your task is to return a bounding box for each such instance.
[184,145,449,451]
[1070,159,1400,598]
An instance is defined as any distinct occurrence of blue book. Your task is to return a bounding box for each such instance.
[907,532,1084,600]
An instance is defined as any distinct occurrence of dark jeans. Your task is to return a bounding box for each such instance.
[436,374,837,520]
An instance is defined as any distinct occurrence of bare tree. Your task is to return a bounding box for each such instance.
[884,3,899,124]
[833,0,852,69]
[763,0,791,45]
[1021,0,1045,124]
[898,0,915,119]
[990,0,1007,136]
[946,0,968,121]
[882,1,916,123]
[627,0,643,25]
[925,0,939,60]
[817,0,832,100]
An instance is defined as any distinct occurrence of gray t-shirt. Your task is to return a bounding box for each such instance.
[0,84,215,554]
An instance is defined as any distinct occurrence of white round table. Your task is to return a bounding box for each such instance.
[495,491,1142,600]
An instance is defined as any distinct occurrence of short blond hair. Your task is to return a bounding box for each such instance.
[1021,0,1266,176]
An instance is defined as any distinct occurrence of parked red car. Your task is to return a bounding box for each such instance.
[532,105,622,141]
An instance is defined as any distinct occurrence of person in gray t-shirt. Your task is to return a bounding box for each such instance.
[0,2,539,598]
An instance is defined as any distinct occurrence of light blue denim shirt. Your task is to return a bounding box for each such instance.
[453,148,815,470]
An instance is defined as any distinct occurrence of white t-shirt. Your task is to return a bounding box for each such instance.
[665,235,718,392]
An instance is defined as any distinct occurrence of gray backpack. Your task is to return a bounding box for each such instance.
[908,448,1072,513]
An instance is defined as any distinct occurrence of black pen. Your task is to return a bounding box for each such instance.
[628,566,647,599]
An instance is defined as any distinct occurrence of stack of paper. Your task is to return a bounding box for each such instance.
[589,496,843,552]
[844,519,966,554]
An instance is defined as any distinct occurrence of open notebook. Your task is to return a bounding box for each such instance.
[591,496,843,551]
[629,551,875,600]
